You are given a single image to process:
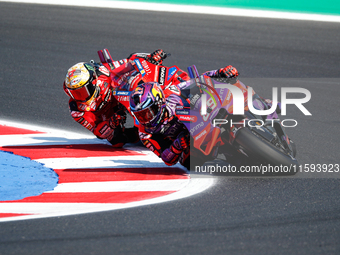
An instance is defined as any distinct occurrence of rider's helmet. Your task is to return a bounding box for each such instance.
[130,82,165,127]
[63,62,98,102]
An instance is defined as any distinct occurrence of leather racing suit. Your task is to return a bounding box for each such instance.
[137,93,190,169]
[67,64,138,147]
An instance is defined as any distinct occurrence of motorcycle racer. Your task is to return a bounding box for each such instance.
[63,62,140,147]
[130,82,191,169]
[63,48,239,148]
[129,63,239,169]
[62,49,177,147]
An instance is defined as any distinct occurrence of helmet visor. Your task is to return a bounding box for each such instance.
[67,80,96,101]
[133,103,159,125]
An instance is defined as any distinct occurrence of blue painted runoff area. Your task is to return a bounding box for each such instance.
[0,151,58,201]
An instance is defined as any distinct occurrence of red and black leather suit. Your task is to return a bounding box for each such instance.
[64,51,189,147]
[65,64,138,147]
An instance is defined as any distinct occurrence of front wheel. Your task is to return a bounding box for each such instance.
[233,128,298,174]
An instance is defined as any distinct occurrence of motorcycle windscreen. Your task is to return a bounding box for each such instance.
[111,62,138,89]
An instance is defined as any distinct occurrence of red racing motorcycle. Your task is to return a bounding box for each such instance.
[96,48,298,172]
[96,48,188,119]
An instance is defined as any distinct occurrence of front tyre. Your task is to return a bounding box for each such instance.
[234,128,298,174]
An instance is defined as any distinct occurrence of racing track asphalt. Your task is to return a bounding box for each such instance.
[0,2,340,254]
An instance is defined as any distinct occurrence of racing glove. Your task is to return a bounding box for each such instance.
[217,65,239,79]
[161,132,190,166]
[147,49,167,65]
[175,132,190,151]
[109,112,126,129]
[161,147,180,166]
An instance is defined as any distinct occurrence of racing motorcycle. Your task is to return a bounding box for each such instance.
[96,49,298,172]
[179,66,298,172]
[96,48,187,117]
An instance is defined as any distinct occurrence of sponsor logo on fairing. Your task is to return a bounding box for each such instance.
[134,59,145,76]
[190,121,204,134]
[158,67,166,86]
[99,66,110,76]
[167,67,178,81]
[204,76,214,88]
[113,61,120,68]
[141,60,152,75]
[191,94,201,106]
[115,91,131,96]
[195,130,207,141]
